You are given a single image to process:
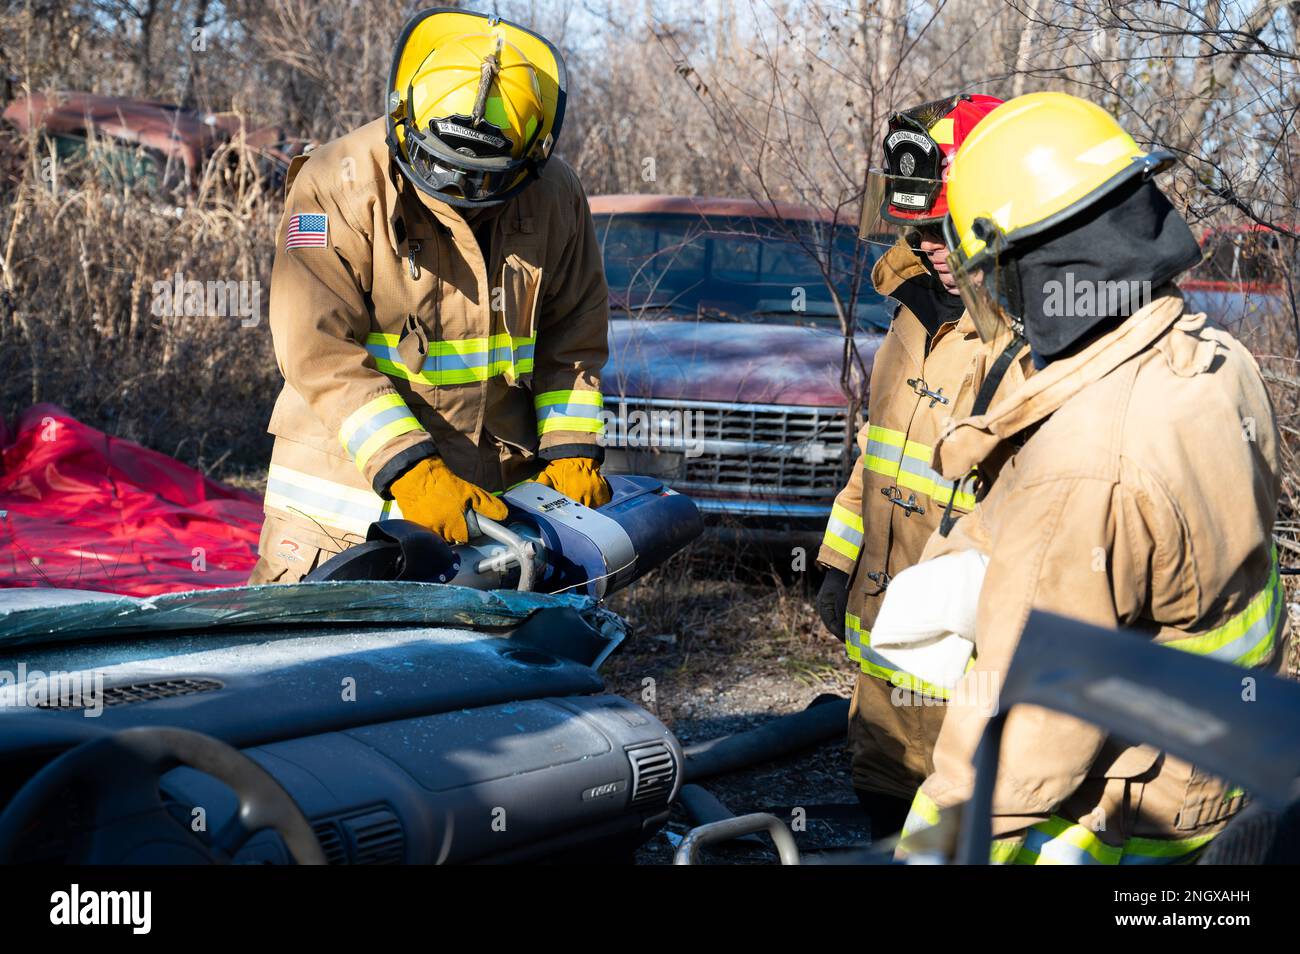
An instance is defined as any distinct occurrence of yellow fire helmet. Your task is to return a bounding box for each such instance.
[387,8,566,207]
[941,91,1175,341]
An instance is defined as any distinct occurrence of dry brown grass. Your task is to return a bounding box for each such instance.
[1232,287,1300,674]
[0,129,282,474]
[607,552,821,657]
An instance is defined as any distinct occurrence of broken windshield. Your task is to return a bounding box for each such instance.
[0,581,625,654]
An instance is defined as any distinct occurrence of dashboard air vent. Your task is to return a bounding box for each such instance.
[33,677,223,709]
[343,809,405,865]
[628,742,677,809]
[311,820,348,865]
[313,808,405,864]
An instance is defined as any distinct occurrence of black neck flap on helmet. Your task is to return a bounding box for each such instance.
[989,179,1203,364]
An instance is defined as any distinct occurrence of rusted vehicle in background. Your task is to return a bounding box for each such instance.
[1181,223,1297,327]
[1,90,306,192]
[591,195,892,547]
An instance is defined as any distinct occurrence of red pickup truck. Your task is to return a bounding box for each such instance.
[591,194,892,547]
[1180,223,1296,326]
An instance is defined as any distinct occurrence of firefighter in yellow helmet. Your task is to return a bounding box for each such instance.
[814,94,1032,839]
[890,91,1285,863]
[249,10,611,583]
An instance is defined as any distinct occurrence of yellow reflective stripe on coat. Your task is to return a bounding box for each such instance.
[866,426,975,512]
[894,439,977,512]
[365,332,536,386]
[901,794,1214,865]
[863,424,905,478]
[1004,816,1216,866]
[1163,548,1283,668]
[535,389,605,435]
[823,502,864,562]
[844,613,953,700]
[929,477,977,512]
[264,464,401,536]
[338,393,422,472]
[900,789,941,840]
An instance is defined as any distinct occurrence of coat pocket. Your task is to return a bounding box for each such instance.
[267,388,348,460]
[396,313,428,375]
[1174,763,1246,831]
[500,251,542,346]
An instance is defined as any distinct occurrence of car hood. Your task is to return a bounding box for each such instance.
[606,318,881,406]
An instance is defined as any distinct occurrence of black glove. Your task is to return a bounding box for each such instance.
[816,568,850,640]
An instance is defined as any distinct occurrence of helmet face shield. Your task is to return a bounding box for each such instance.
[944,213,1021,343]
[860,168,948,246]
[402,120,527,202]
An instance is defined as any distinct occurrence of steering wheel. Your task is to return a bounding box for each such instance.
[0,727,327,864]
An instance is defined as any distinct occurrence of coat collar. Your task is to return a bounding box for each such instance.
[871,237,929,298]
[933,286,1188,478]
[875,238,975,361]
[382,158,479,252]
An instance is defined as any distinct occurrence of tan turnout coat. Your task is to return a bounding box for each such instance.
[900,289,1286,864]
[251,118,608,581]
[817,240,1030,799]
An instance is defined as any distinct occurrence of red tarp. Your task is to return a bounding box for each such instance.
[0,404,261,595]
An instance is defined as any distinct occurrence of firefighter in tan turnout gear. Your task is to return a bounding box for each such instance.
[815,94,1031,837]
[249,10,611,584]
[890,92,1286,864]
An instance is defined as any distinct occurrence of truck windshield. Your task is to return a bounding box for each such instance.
[595,212,893,330]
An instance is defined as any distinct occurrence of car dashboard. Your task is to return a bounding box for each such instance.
[0,611,681,864]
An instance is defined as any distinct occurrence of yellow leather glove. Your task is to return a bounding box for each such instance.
[533,457,612,508]
[390,457,508,544]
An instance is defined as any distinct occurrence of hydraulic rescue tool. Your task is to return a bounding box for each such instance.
[306,475,703,598]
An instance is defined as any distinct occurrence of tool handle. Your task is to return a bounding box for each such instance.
[465,509,536,592]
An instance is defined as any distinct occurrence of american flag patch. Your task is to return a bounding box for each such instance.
[286,212,328,250]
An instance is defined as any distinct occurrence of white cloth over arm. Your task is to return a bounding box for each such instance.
[868,549,989,690]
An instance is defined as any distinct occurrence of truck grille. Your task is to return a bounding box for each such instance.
[604,398,855,500]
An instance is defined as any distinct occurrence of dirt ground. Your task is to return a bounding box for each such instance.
[599,548,1300,865]
[600,552,874,864]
